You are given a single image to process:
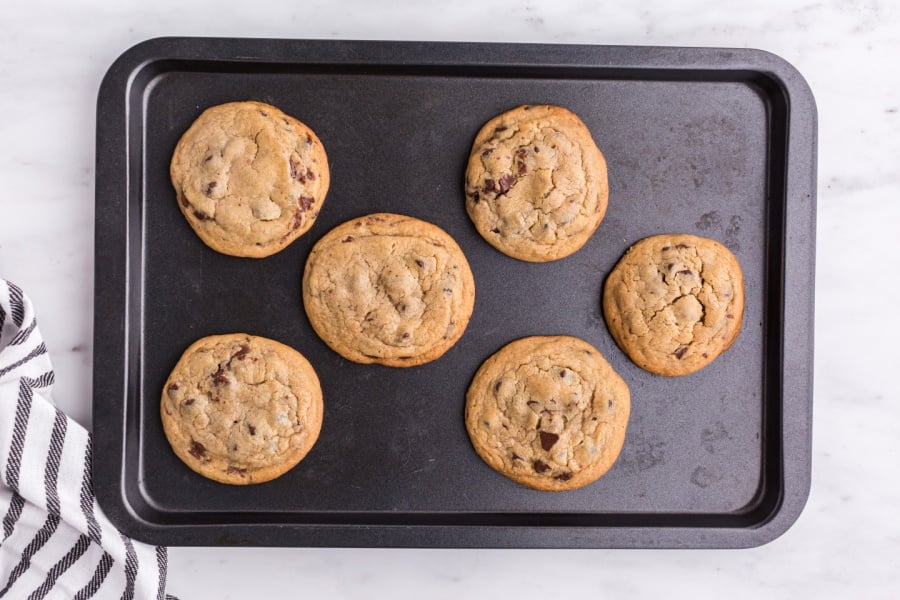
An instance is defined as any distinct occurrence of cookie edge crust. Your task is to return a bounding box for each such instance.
[465,104,609,263]
[465,335,630,492]
[302,213,476,368]
[170,101,330,259]
[602,234,746,377]
[160,333,324,485]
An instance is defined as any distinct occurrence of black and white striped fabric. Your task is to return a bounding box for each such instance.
[0,279,175,599]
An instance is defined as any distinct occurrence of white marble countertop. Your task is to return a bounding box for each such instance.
[2,0,898,597]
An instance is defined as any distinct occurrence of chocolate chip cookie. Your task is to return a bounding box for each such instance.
[465,105,608,262]
[602,234,745,377]
[161,333,323,484]
[465,336,630,492]
[170,101,329,258]
[302,213,476,367]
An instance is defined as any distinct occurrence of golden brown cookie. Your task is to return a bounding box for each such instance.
[602,234,745,377]
[464,105,608,262]
[170,101,329,258]
[465,336,630,492]
[302,213,476,367]
[161,334,323,485]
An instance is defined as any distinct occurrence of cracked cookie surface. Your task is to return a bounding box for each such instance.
[170,101,329,258]
[602,234,745,377]
[465,336,630,492]
[465,105,608,262]
[161,333,323,484]
[302,213,476,367]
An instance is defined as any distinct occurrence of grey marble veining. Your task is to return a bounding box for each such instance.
[1,0,898,597]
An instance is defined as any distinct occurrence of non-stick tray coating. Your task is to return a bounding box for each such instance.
[93,38,816,548]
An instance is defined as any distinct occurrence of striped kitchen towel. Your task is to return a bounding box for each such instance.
[0,279,176,599]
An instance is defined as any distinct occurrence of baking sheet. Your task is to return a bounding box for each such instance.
[93,38,816,547]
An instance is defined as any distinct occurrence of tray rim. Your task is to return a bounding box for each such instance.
[92,36,816,549]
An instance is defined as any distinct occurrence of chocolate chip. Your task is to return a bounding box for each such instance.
[415,259,425,268]
[726,314,734,319]
[231,444,238,452]
[306,168,315,181]
[204,181,217,195]
[483,179,496,193]
[298,196,314,212]
[607,399,614,408]
[490,228,500,234]
[482,148,493,158]
[539,431,559,451]
[702,352,709,358]
[204,155,213,162]
[495,126,508,133]
[533,460,550,473]
[517,161,527,176]
[399,303,407,312]
[666,263,674,270]
[674,346,688,359]
[497,174,516,195]
[188,440,207,460]
[178,193,189,208]
[248,424,256,435]
[166,383,179,399]
[527,400,540,409]
[662,246,671,251]
[534,146,540,153]
[516,148,527,158]
[231,344,250,362]
[678,270,693,276]
[184,398,195,406]
[559,369,567,378]
[512,453,523,461]
[341,235,354,243]
[402,332,410,339]
[471,191,480,202]
[226,466,247,476]
[554,471,573,481]
[192,209,213,221]
[290,160,306,183]
[212,366,229,386]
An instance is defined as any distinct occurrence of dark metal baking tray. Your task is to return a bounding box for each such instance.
[93,37,816,548]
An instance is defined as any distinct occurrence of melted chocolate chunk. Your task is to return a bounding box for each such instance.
[495,126,508,133]
[183,398,195,406]
[306,168,315,181]
[204,181,217,195]
[497,174,516,195]
[415,259,425,268]
[483,179,496,193]
[559,369,568,378]
[490,228,500,234]
[230,344,250,362]
[166,383,179,399]
[482,148,493,158]
[471,190,480,202]
[533,460,551,474]
[188,440,207,460]
[212,365,229,386]
[226,466,247,476]
[674,346,688,359]
[517,161,527,176]
[248,424,256,435]
[516,148,527,158]
[290,159,306,183]
[539,431,559,451]
[534,146,540,153]
[341,235,354,243]
[298,196,314,212]
[554,471,573,481]
[511,453,523,461]
[192,209,213,221]
[678,270,693,276]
